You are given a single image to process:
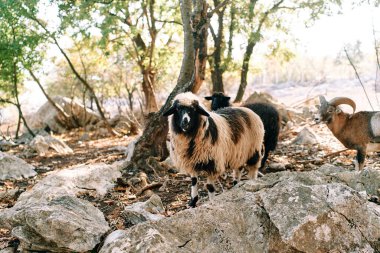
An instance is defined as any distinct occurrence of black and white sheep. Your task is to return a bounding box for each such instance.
[164,92,265,207]
[315,96,380,170]
[205,92,281,170]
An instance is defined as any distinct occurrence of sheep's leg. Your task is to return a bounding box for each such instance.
[232,167,243,186]
[217,179,225,192]
[355,148,366,170]
[260,150,269,171]
[206,177,216,200]
[246,149,263,180]
[188,174,199,208]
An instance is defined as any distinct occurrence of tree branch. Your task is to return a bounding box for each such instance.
[208,0,229,17]
[372,23,380,107]
[209,24,217,43]
[0,98,16,106]
[155,19,182,25]
[344,48,375,110]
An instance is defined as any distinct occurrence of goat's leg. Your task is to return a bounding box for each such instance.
[188,173,199,208]
[355,148,366,170]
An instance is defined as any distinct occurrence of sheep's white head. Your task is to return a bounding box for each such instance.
[163,92,210,135]
[314,96,356,124]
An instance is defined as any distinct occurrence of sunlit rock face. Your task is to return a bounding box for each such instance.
[100,165,380,253]
[0,162,122,252]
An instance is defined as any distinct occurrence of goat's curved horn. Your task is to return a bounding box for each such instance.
[329,97,356,113]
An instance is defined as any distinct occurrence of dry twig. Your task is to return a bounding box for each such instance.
[323,149,349,158]
[136,182,163,196]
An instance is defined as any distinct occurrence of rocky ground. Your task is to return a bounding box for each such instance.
[1,97,380,252]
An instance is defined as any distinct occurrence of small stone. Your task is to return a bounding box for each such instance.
[268,162,286,172]
[0,152,37,180]
[292,127,319,145]
[127,194,136,200]
[122,210,147,227]
[144,194,164,214]
[79,133,90,141]
[167,168,178,174]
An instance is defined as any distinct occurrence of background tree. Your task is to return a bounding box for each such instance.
[57,0,183,114]
[14,1,118,135]
[125,0,221,173]
[234,0,342,102]
[0,0,40,138]
[208,0,236,93]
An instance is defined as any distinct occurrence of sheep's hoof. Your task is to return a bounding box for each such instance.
[188,196,199,208]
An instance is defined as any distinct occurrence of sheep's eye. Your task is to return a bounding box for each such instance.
[327,108,334,113]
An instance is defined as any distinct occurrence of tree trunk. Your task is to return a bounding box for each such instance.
[15,113,21,139]
[234,38,256,103]
[211,65,224,92]
[210,0,225,93]
[234,0,284,103]
[15,104,34,138]
[141,68,159,113]
[125,0,205,175]
[12,63,34,138]
[191,0,209,93]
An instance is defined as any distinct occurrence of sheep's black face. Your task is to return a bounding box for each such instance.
[175,105,200,134]
[205,93,230,111]
[163,99,210,136]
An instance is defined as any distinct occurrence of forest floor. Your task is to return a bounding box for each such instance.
[1,120,380,249]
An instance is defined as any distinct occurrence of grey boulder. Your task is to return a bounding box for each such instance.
[100,166,380,253]
[0,162,122,252]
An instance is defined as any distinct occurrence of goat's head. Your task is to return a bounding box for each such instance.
[163,97,210,135]
[314,96,356,124]
[205,92,231,111]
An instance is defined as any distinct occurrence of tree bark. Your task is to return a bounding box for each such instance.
[125,0,204,175]
[191,0,209,93]
[141,68,159,113]
[234,35,256,103]
[209,0,226,93]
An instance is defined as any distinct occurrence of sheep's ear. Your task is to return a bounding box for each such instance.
[163,101,178,116]
[335,107,342,114]
[193,101,210,117]
[196,106,210,117]
[315,105,320,109]
[224,96,231,101]
[204,96,213,101]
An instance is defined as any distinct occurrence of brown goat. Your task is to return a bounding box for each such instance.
[314,96,380,170]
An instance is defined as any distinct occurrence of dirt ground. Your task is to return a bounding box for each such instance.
[1,121,380,250]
